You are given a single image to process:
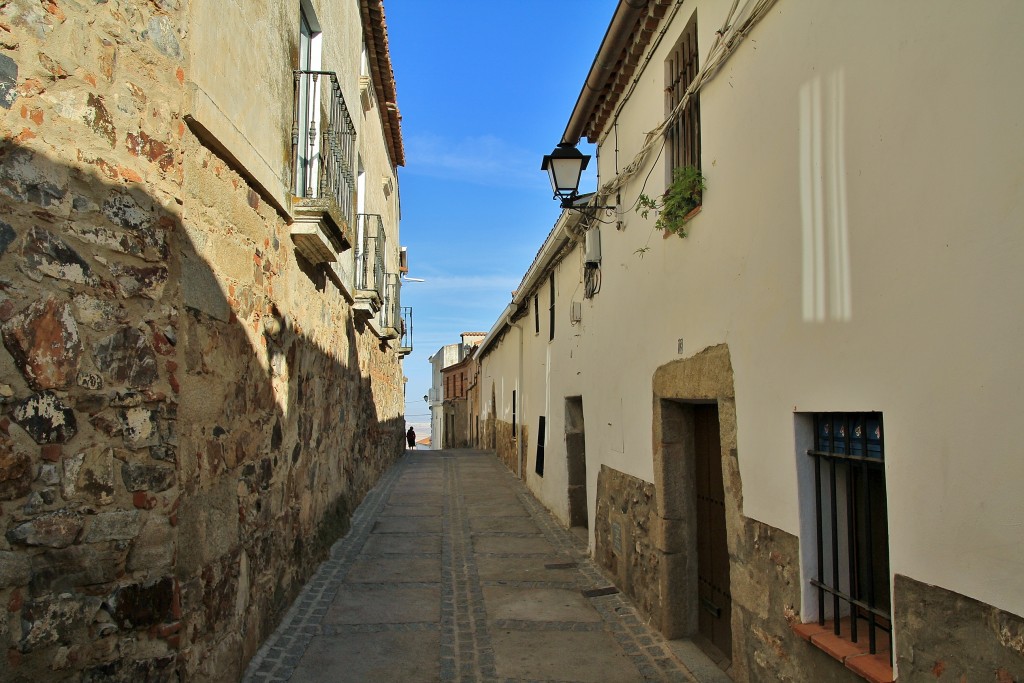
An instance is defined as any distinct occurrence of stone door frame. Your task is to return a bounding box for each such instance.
[651,344,743,655]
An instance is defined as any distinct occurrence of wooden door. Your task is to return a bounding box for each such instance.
[694,405,732,660]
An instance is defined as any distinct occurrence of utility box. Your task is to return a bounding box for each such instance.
[585,226,601,265]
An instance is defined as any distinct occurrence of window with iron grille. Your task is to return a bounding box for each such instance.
[666,14,701,178]
[807,412,892,661]
[292,3,356,225]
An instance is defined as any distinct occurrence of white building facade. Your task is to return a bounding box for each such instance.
[476,2,1024,681]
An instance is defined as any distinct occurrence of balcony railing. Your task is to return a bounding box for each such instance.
[355,214,386,300]
[382,272,401,333]
[399,306,413,356]
[292,70,356,226]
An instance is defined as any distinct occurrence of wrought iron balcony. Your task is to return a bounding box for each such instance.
[381,272,401,339]
[355,214,386,302]
[289,70,356,264]
[398,306,413,357]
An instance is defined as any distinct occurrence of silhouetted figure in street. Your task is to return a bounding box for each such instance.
[406,426,416,450]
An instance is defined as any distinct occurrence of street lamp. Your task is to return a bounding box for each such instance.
[541,142,590,208]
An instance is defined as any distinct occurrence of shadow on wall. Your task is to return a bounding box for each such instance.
[0,140,404,681]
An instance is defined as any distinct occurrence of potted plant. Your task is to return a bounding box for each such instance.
[635,165,706,238]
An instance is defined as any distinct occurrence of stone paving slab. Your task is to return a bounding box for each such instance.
[475,555,577,582]
[473,534,559,555]
[362,532,442,555]
[490,629,645,682]
[379,503,444,517]
[372,515,443,533]
[469,516,542,534]
[483,586,603,622]
[242,449,714,683]
[345,554,442,583]
[324,585,440,624]
[289,630,440,682]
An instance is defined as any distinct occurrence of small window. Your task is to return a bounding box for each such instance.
[666,14,701,179]
[511,390,517,436]
[548,273,556,341]
[805,412,892,666]
[534,294,540,335]
[535,416,546,476]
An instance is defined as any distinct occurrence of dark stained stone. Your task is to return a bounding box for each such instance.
[0,441,32,501]
[19,593,94,652]
[0,220,16,255]
[109,263,168,300]
[101,189,152,234]
[0,549,30,588]
[118,406,159,449]
[81,654,178,683]
[0,146,68,207]
[94,327,158,389]
[85,93,115,148]
[76,446,115,505]
[29,542,126,592]
[23,226,98,285]
[0,53,17,109]
[108,576,176,628]
[2,296,83,390]
[6,508,83,548]
[149,444,175,462]
[120,461,174,492]
[10,391,78,444]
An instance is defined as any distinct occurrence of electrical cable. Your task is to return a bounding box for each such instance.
[578,0,779,214]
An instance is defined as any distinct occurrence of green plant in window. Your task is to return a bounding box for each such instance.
[636,165,706,238]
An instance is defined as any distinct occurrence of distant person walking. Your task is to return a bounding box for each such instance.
[406,426,416,450]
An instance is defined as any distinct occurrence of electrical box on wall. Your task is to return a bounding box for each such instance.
[585,226,601,265]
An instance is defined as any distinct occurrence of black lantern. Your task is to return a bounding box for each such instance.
[541,143,590,207]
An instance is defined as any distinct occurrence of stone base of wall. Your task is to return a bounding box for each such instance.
[594,465,660,621]
[894,574,1024,681]
[729,519,860,683]
[494,420,525,478]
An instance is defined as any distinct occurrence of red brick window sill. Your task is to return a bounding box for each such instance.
[792,618,894,683]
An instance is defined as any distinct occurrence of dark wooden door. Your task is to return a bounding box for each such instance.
[695,405,732,660]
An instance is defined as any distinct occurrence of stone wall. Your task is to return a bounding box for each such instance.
[494,419,525,478]
[0,3,404,681]
[894,574,1024,681]
[594,465,660,621]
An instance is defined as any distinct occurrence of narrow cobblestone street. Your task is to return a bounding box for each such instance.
[243,449,728,683]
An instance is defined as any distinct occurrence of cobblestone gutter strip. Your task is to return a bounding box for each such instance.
[242,457,408,682]
[443,458,499,682]
[516,490,700,683]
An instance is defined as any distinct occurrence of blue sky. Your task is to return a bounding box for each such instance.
[387,1,618,435]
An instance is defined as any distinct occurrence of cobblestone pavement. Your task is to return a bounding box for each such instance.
[243,449,723,683]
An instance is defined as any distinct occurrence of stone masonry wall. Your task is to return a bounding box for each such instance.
[894,574,1024,681]
[0,2,404,681]
[494,419,525,479]
[594,465,660,622]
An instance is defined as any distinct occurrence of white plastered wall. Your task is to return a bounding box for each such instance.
[482,0,1024,620]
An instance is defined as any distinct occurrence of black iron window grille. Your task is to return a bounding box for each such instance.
[808,412,892,662]
[355,213,385,301]
[292,70,357,225]
[666,15,701,175]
